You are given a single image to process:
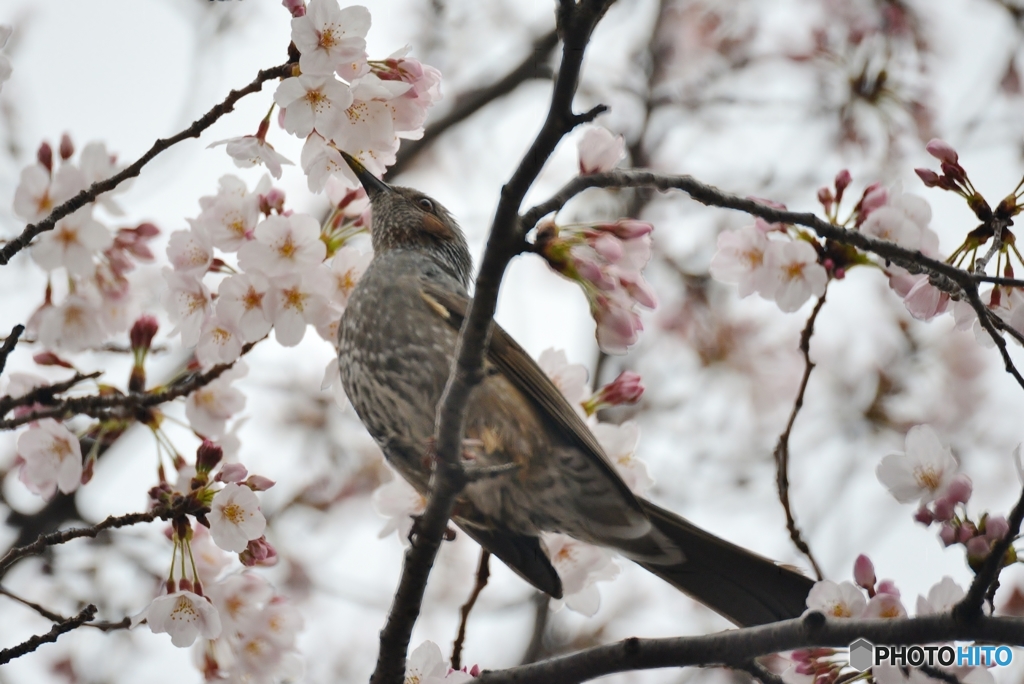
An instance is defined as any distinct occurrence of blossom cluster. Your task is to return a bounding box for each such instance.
[785,556,993,684]
[372,348,648,617]
[14,137,158,353]
[404,641,478,683]
[877,425,1018,571]
[216,0,443,192]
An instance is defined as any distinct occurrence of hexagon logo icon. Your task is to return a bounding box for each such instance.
[849,638,874,672]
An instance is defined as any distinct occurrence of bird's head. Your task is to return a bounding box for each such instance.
[340,151,472,289]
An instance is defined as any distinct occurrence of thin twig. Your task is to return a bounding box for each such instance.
[0,324,24,377]
[0,341,258,430]
[737,660,787,684]
[0,62,293,266]
[0,371,103,416]
[0,604,96,665]
[0,586,129,632]
[0,506,174,574]
[954,483,1024,620]
[451,549,491,670]
[475,611,1024,684]
[369,4,616,683]
[390,28,559,177]
[772,294,827,580]
[520,593,551,665]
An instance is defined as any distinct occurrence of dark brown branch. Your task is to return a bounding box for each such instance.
[0,604,96,665]
[0,62,293,266]
[522,170,1024,391]
[451,549,491,669]
[772,294,827,581]
[520,593,552,665]
[475,612,1024,684]
[390,28,559,177]
[0,586,130,632]
[369,4,616,683]
[0,341,258,430]
[0,324,24,377]
[0,505,174,575]
[736,660,786,684]
[954,483,1024,620]
[0,371,103,417]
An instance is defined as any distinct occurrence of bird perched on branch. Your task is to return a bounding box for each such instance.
[336,151,813,627]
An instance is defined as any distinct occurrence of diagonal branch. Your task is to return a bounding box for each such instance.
[0,604,96,665]
[954,482,1024,620]
[0,62,293,266]
[0,371,103,417]
[451,549,491,670]
[773,293,827,580]
[0,324,24,377]
[369,3,617,683]
[0,586,130,632]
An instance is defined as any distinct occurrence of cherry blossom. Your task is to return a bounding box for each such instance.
[13,163,84,223]
[300,132,350,192]
[216,272,273,343]
[237,213,327,277]
[537,348,589,410]
[762,239,827,312]
[583,370,644,415]
[30,206,111,276]
[136,590,222,648]
[592,421,654,496]
[167,226,214,274]
[162,268,213,348]
[876,425,959,504]
[709,225,772,297]
[209,483,267,553]
[79,141,129,215]
[290,0,370,80]
[805,580,866,618]
[16,418,83,498]
[193,175,265,252]
[208,135,293,179]
[916,576,964,615]
[861,184,934,251]
[265,269,332,346]
[373,51,443,138]
[593,291,645,355]
[207,572,273,632]
[544,533,620,616]
[901,275,950,321]
[329,74,407,158]
[184,363,247,438]
[274,74,354,139]
[195,315,245,368]
[577,125,625,174]
[405,641,469,684]
[863,591,907,618]
[372,471,425,541]
[190,525,233,585]
[325,246,372,307]
[36,294,108,352]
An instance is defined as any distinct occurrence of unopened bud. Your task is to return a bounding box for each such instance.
[215,462,248,483]
[239,536,278,567]
[244,475,276,491]
[33,351,74,368]
[985,514,1010,541]
[584,371,644,416]
[260,188,286,215]
[196,440,224,474]
[913,505,935,525]
[59,133,74,161]
[915,168,942,188]
[834,169,852,196]
[130,315,159,352]
[817,187,834,211]
[939,523,957,546]
[37,142,53,172]
[932,497,954,522]
[945,474,972,504]
[925,138,959,166]
[966,535,991,561]
[853,554,875,591]
[282,0,306,17]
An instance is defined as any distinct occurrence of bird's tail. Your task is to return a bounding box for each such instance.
[628,499,814,627]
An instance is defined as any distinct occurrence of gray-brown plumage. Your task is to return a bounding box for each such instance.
[336,152,814,627]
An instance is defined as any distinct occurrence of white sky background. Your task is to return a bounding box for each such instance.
[1,0,1024,682]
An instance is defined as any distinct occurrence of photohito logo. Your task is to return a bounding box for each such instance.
[847,639,1014,672]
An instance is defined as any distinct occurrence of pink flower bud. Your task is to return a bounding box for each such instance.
[134,222,161,239]
[985,514,1010,541]
[130,315,159,352]
[196,440,224,474]
[925,139,959,165]
[32,351,74,368]
[606,219,653,240]
[595,371,644,407]
[469,665,481,677]
[817,187,834,210]
[913,505,935,525]
[945,474,972,504]
[37,142,53,172]
[59,133,74,161]
[939,523,957,546]
[932,497,954,522]
[282,0,305,17]
[958,523,977,543]
[239,536,278,567]
[859,183,888,217]
[853,554,876,591]
[915,168,942,188]
[876,580,900,597]
[260,188,286,215]
[834,169,852,197]
[941,161,965,183]
[244,475,276,491]
[966,535,990,560]
[573,256,616,290]
[215,462,248,483]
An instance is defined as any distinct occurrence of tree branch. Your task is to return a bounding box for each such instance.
[0,604,96,665]
[390,27,560,177]
[773,293,827,580]
[369,3,617,683]
[451,549,490,670]
[0,586,130,632]
[954,482,1024,620]
[0,371,103,417]
[475,612,1024,684]
[0,62,293,266]
[0,324,24,377]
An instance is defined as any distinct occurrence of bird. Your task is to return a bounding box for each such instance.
[335,151,814,627]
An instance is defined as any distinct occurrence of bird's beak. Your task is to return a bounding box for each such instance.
[339,151,392,199]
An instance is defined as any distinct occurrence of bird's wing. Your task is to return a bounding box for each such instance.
[418,283,644,520]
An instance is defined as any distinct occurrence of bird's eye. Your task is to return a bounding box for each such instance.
[417,198,434,213]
